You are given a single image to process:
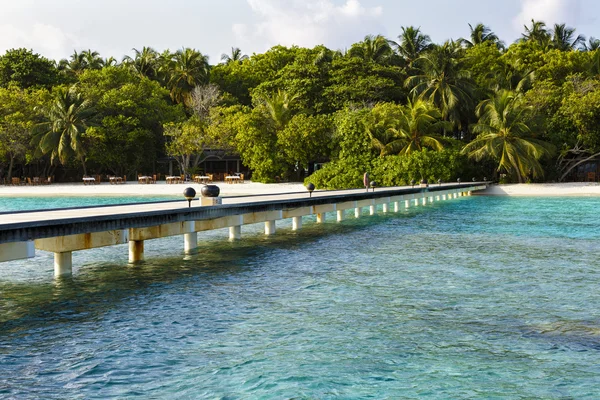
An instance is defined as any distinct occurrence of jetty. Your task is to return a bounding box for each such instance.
[0,183,487,277]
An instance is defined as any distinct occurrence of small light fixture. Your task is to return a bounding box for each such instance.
[370,181,376,192]
[183,187,196,208]
[306,182,315,197]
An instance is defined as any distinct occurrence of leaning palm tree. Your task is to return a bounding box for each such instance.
[348,34,393,64]
[221,47,248,64]
[392,26,432,66]
[33,86,95,175]
[521,19,551,47]
[550,23,585,51]
[164,48,210,106]
[459,23,504,49]
[405,41,475,131]
[462,90,554,182]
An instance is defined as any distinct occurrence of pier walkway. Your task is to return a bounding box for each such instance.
[0,183,487,277]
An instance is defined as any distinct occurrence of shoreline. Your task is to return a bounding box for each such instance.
[0,182,599,197]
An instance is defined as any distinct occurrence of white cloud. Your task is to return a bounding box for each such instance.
[513,0,582,32]
[233,0,385,53]
[0,22,77,60]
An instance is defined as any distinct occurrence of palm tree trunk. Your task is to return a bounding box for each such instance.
[80,155,87,176]
[7,156,14,180]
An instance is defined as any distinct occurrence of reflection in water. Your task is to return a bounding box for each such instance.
[1,197,600,399]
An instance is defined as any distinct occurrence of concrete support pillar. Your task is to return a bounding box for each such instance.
[394,202,400,212]
[405,200,410,208]
[443,194,447,200]
[454,192,458,199]
[183,221,197,254]
[54,252,72,277]
[317,213,325,223]
[229,225,241,240]
[422,197,427,205]
[468,191,472,196]
[382,203,389,213]
[369,205,376,215]
[265,220,276,235]
[129,240,144,263]
[414,198,419,206]
[337,210,344,222]
[292,216,302,231]
[436,195,440,201]
[355,207,361,218]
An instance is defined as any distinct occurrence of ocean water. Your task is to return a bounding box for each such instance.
[1,196,599,399]
[0,196,179,213]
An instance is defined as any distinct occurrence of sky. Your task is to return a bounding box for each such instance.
[0,0,596,64]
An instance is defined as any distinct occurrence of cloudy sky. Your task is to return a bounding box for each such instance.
[0,0,595,63]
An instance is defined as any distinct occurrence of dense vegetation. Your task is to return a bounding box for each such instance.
[1,20,600,187]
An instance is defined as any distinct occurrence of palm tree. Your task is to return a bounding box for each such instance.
[405,41,476,131]
[65,50,87,74]
[164,48,210,106]
[521,19,550,47]
[221,47,248,64]
[123,47,159,79]
[462,90,553,182]
[348,34,393,64]
[82,49,103,69]
[33,86,95,175]
[460,23,504,49]
[367,100,449,156]
[550,23,585,51]
[103,57,118,67]
[259,89,297,130]
[392,26,432,66]
[584,37,600,51]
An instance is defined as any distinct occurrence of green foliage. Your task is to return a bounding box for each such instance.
[278,114,333,171]
[0,48,60,89]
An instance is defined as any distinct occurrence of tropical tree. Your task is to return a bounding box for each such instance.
[460,23,504,49]
[366,100,449,157]
[405,41,475,131]
[0,48,60,88]
[257,89,297,130]
[462,90,554,182]
[82,49,104,69]
[33,86,95,175]
[123,47,158,79]
[392,26,432,66]
[584,37,600,51]
[521,19,551,47]
[348,34,393,64]
[163,48,210,106]
[221,47,248,64]
[550,23,585,51]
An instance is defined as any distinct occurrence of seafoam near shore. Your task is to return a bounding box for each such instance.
[480,182,600,196]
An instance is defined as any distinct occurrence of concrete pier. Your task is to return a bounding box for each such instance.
[0,183,487,277]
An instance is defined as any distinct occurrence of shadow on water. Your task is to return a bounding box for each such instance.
[0,206,428,335]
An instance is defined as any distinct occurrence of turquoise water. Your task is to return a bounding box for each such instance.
[0,196,179,213]
[1,196,599,398]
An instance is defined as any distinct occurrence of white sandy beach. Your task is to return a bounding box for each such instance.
[0,181,599,197]
[480,182,600,196]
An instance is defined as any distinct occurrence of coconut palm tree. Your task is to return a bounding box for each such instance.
[459,23,504,49]
[82,49,104,69]
[462,90,553,182]
[584,37,600,51]
[550,23,585,51]
[521,19,551,47]
[367,100,449,157]
[164,48,210,106]
[123,47,159,79]
[259,89,297,130]
[392,26,432,66]
[221,47,248,64]
[33,86,95,175]
[348,34,393,64]
[405,41,475,131]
